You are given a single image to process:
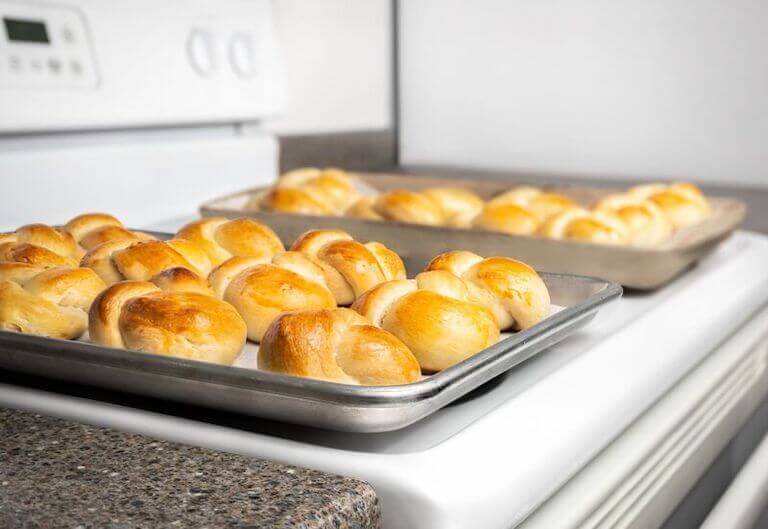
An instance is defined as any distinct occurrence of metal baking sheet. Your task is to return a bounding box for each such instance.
[201,172,746,289]
[0,266,620,432]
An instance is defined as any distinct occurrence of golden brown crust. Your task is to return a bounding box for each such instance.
[344,197,382,221]
[89,275,246,365]
[111,240,198,282]
[275,167,361,212]
[0,242,77,268]
[175,217,284,267]
[0,265,106,339]
[64,213,124,242]
[81,239,208,285]
[627,182,711,229]
[488,187,575,222]
[18,224,78,258]
[421,187,485,228]
[290,229,406,305]
[150,266,213,295]
[537,208,630,245]
[208,256,265,298]
[426,251,550,331]
[252,186,335,216]
[78,225,143,251]
[222,260,336,343]
[352,271,501,372]
[1,224,79,263]
[488,186,542,207]
[89,280,160,347]
[63,213,155,255]
[371,190,445,226]
[593,194,672,246]
[259,308,420,385]
[164,238,213,277]
[472,203,540,235]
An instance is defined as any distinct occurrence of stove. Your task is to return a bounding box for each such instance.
[2,1,768,526]
[2,232,768,529]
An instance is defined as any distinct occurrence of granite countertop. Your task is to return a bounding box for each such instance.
[0,408,380,529]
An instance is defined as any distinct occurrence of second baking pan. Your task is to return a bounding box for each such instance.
[0,268,620,432]
[201,172,746,289]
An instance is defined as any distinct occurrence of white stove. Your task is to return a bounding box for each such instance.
[2,232,768,529]
[2,1,768,527]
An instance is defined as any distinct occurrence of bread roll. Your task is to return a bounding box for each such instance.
[344,196,381,221]
[352,271,500,372]
[537,208,630,245]
[358,190,446,226]
[176,217,284,267]
[0,224,79,262]
[81,239,212,285]
[472,202,540,235]
[489,187,576,221]
[248,187,335,216]
[259,308,421,385]
[290,229,406,305]
[277,167,361,211]
[0,242,77,268]
[593,194,673,246]
[421,187,485,228]
[89,268,246,365]
[487,186,542,206]
[627,182,711,229]
[247,167,361,215]
[64,213,155,253]
[0,263,106,339]
[209,251,337,342]
[425,251,550,330]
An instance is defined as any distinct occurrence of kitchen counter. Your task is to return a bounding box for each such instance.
[0,407,380,529]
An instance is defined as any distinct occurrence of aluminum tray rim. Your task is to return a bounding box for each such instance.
[0,272,621,406]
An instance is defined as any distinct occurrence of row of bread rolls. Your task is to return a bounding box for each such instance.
[0,214,550,385]
[247,168,712,247]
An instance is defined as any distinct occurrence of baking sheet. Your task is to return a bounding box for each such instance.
[201,172,746,289]
[0,269,620,432]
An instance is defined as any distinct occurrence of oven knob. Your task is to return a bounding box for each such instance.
[186,29,215,76]
[228,33,257,78]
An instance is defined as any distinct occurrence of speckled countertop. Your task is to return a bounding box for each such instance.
[0,407,380,529]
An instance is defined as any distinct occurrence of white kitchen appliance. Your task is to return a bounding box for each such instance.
[0,0,282,230]
[2,2,768,529]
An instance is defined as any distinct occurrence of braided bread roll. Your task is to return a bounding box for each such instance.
[0,262,106,339]
[208,252,337,342]
[593,194,673,246]
[352,271,500,372]
[489,187,577,221]
[247,167,361,215]
[290,229,406,305]
[89,267,246,365]
[260,308,421,385]
[425,251,550,330]
[421,187,485,228]
[349,189,446,226]
[472,202,541,235]
[0,224,80,266]
[537,208,630,245]
[81,239,212,286]
[64,213,155,253]
[176,217,284,267]
[627,182,711,229]
[0,242,78,268]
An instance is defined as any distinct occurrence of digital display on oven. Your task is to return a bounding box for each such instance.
[3,17,50,44]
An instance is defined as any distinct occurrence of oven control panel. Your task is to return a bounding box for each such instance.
[0,0,283,132]
[0,1,98,89]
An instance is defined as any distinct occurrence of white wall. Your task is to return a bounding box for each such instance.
[400,0,768,187]
[266,0,392,134]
